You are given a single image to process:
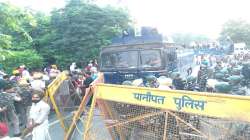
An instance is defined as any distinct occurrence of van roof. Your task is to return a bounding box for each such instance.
[101,42,176,53]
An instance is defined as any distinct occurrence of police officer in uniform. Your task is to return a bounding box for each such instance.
[185,76,197,91]
[228,75,246,95]
[172,73,185,90]
[197,61,209,92]
[140,75,159,88]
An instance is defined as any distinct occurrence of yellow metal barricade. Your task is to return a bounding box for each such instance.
[81,84,250,140]
[64,73,104,140]
[45,71,69,132]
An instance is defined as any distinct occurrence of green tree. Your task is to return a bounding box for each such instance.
[0,1,131,71]
[220,19,250,45]
[0,2,35,51]
[36,0,130,68]
[29,12,56,65]
[0,2,43,71]
[2,50,44,73]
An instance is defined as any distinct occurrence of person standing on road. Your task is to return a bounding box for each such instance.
[197,61,209,92]
[27,91,50,140]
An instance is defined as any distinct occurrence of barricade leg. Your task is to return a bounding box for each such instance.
[64,88,93,140]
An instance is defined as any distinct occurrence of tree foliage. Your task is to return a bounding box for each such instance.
[2,50,44,73]
[0,2,43,72]
[220,19,250,45]
[0,2,35,50]
[0,0,131,71]
[39,0,130,67]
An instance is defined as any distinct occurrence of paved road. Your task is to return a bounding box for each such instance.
[22,109,111,140]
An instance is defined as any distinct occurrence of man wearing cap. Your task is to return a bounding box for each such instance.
[0,122,21,140]
[26,91,50,140]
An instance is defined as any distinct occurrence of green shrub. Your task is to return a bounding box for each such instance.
[2,50,44,74]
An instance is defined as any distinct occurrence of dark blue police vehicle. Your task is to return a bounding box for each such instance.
[99,28,193,84]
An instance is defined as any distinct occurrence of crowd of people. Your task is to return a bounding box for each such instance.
[121,52,250,96]
[116,53,250,139]
[0,59,99,140]
[1,52,250,139]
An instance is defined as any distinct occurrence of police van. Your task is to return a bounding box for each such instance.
[99,28,193,84]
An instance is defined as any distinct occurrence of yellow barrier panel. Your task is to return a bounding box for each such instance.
[46,72,68,132]
[96,84,250,123]
[64,73,104,140]
[47,72,68,96]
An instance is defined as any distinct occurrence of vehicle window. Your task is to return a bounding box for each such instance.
[116,51,138,68]
[101,53,116,68]
[141,50,161,67]
[101,51,138,68]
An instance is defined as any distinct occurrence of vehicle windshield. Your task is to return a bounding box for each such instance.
[101,51,138,69]
[141,50,162,68]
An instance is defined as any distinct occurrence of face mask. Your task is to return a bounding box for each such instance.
[32,100,41,104]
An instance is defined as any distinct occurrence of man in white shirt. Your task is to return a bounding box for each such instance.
[27,91,50,140]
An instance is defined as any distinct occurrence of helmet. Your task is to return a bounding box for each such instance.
[142,75,159,88]
[201,60,208,66]
[220,68,228,74]
[231,67,241,75]
[122,81,132,86]
[214,72,224,80]
[228,75,241,84]
[215,82,231,93]
[171,72,180,79]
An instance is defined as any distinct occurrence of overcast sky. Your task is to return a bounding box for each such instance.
[2,0,250,39]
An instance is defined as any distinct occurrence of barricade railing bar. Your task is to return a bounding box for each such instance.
[64,73,104,140]
[45,71,68,132]
[81,83,250,140]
